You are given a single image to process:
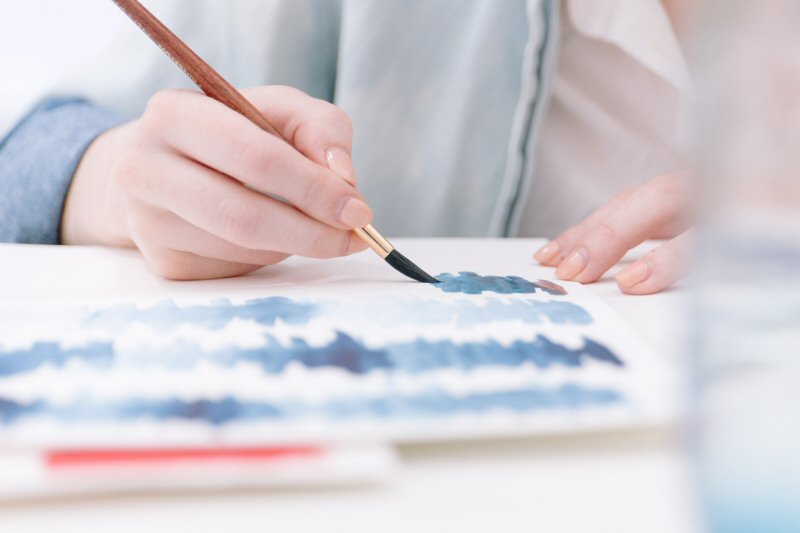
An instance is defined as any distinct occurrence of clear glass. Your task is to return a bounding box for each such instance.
[690,2,800,532]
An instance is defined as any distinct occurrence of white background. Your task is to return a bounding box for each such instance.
[0,1,123,134]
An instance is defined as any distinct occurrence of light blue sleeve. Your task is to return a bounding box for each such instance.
[0,98,126,244]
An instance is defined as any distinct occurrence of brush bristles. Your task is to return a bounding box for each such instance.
[384,250,439,283]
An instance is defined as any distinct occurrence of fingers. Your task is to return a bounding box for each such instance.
[615,231,690,295]
[98,87,370,282]
[534,174,689,284]
[122,153,368,259]
[126,206,290,266]
[141,89,369,229]
[241,86,357,183]
[534,188,636,266]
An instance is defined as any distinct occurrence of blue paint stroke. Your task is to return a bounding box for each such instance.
[0,333,622,377]
[0,341,114,376]
[329,298,591,328]
[0,384,623,426]
[434,272,567,295]
[78,294,588,334]
[84,297,318,332]
[381,335,623,372]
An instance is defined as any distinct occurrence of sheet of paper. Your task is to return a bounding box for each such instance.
[0,444,396,500]
[0,240,675,447]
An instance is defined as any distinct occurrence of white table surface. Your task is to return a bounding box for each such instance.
[0,239,702,533]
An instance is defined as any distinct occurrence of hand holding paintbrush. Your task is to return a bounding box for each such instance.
[63,0,436,283]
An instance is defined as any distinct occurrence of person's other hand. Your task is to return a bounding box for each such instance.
[61,86,370,280]
[533,174,691,295]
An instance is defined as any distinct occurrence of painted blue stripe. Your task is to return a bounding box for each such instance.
[0,384,623,426]
[0,332,621,377]
[83,296,318,332]
[433,272,567,295]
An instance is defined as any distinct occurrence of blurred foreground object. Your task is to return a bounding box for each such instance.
[691,1,800,532]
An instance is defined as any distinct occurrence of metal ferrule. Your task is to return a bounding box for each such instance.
[354,224,394,259]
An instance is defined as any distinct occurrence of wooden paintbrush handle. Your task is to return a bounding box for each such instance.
[111,0,283,139]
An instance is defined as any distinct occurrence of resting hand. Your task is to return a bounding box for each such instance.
[533,174,690,295]
[61,86,370,280]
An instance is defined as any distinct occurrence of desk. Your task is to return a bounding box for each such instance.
[0,239,701,533]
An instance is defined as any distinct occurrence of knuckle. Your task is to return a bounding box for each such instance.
[644,250,665,273]
[319,103,353,130]
[648,174,684,197]
[292,104,353,151]
[232,136,274,175]
[309,226,330,258]
[309,227,348,259]
[256,84,299,97]
[592,221,620,243]
[612,188,634,204]
[315,105,354,143]
[653,242,685,270]
[301,172,334,206]
[218,201,261,246]
[143,89,181,126]
[273,85,305,99]
[556,226,584,246]
[330,231,351,257]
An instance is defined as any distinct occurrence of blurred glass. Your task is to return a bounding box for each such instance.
[690,1,800,532]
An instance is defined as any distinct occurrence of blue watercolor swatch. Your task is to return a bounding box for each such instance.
[331,298,591,328]
[0,341,113,376]
[0,333,621,377]
[86,296,588,335]
[0,384,623,426]
[434,272,567,295]
[0,280,626,431]
[85,297,317,332]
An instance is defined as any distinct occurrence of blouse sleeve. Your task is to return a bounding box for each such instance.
[0,98,125,244]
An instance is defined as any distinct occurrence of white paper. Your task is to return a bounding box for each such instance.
[0,240,676,447]
[0,444,397,500]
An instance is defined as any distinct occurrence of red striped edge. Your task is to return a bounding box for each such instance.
[46,447,322,469]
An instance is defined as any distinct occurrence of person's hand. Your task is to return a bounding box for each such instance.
[533,174,691,295]
[61,86,371,280]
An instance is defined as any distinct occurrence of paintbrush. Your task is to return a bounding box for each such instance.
[110,0,438,283]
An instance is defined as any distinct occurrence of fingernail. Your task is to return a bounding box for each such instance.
[339,197,372,228]
[556,248,588,280]
[534,241,560,263]
[615,260,651,288]
[326,147,356,186]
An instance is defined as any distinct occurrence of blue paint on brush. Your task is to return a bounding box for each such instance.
[434,272,567,295]
[0,384,623,426]
[0,332,621,377]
